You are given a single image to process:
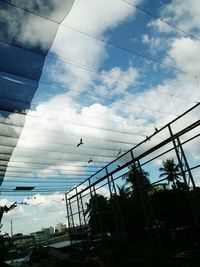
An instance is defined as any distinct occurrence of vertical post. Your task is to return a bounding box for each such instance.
[11,220,13,237]
[106,167,123,242]
[176,137,196,188]
[168,125,188,186]
[65,193,72,245]
[68,198,77,244]
[76,188,82,229]
[133,158,161,251]
[79,191,89,247]
[110,173,126,242]
[107,175,112,198]
[88,178,93,199]
[168,125,198,226]
[79,193,87,229]
[110,174,117,195]
[92,184,105,243]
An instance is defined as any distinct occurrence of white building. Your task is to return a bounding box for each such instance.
[55,223,67,234]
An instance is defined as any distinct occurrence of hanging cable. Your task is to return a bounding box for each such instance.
[2,0,200,76]
[0,127,138,147]
[120,0,200,42]
[0,134,129,154]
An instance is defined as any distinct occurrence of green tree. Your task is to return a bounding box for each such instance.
[122,164,152,235]
[85,194,110,237]
[124,163,151,194]
[116,184,131,200]
[159,159,181,188]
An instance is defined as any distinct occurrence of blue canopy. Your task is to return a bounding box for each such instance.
[0,0,74,184]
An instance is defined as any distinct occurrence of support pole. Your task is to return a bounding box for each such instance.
[168,125,188,186]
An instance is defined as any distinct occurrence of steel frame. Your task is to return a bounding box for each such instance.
[65,103,200,247]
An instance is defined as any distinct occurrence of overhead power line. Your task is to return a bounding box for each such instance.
[0,110,146,138]
[0,141,119,159]
[1,180,83,184]
[120,0,200,41]
[1,65,190,120]
[0,164,99,173]
[0,158,110,167]
[4,0,200,42]
[1,0,200,78]
[0,125,138,147]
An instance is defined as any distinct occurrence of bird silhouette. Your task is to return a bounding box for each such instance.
[88,157,93,163]
[155,127,159,132]
[77,138,84,147]
[146,136,151,141]
[117,149,121,157]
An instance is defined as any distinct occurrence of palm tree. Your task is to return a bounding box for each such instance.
[85,194,109,237]
[159,159,181,188]
[124,163,151,193]
[116,185,131,200]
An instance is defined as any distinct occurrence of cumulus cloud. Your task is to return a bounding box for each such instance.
[142,34,163,53]
[2,0,143,182]
[148,0,200,36]
[96,66,139,96]
[164,37,200,74]
[1,0,200,235]
[48,0,140,92]
[0,0,74,51]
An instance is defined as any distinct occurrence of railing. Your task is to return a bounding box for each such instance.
[65,103,200,248]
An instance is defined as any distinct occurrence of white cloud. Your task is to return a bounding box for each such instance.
[164,37,200,74]
[1,0,200,235]
[48,0,140,92]
[148,0,200,36]
[97,66,139,96]
[0,0,74,51]
[142,34,150,44]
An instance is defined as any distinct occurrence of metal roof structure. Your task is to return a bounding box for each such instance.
[0,0,199,199]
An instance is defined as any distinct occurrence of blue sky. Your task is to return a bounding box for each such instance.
[0,0,200,234]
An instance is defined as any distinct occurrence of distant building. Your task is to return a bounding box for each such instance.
[30,231,49,244]
[55,223,67,234]
[41,226,54,236]
[12,234,34,247]
[49,226,54,235]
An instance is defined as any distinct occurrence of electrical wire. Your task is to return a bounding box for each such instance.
[0,158,110,166]
[120,0,200,42]
[2,0,200,76]
[1,0,199,193]
[4,0,200,43]
[2,173,89,179]
[0,143,119,159]
[0,126,138,147]
[2,180,82,184]
[0,134,130,154]
[0,1,199,108]
[0,164,101,170]
[0,111,147,138]
[0,0,198,138]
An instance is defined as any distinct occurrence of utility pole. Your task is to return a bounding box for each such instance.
[11,220,13,237]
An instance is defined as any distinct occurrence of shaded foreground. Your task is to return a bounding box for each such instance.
[6,241,200,267]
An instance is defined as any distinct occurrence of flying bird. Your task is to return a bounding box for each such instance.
[88,157,93,163]
[77,138,84,147]
[146,136,151,141]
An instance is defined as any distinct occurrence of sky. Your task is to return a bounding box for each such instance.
[0,0,200,235]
